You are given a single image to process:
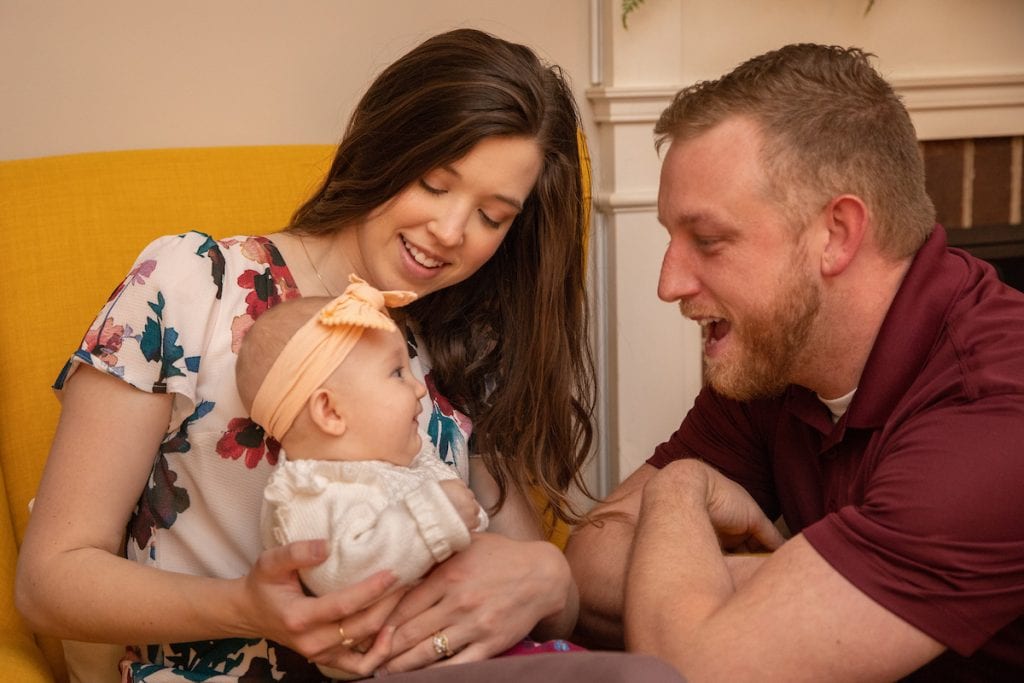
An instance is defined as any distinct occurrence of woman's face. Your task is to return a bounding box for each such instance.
[348,135,543,298]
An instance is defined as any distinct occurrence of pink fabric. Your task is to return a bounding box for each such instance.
[500,638,586,656]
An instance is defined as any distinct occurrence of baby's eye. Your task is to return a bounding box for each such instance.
[392,367,405,378]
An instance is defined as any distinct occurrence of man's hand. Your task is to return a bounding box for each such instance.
[646,459,784,552]
[626,459,944,681]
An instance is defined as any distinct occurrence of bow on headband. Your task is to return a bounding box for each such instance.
[250,274,416,441]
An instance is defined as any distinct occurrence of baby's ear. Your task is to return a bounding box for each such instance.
[308,388,347,436]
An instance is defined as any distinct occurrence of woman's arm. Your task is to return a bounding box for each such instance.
[469,460,579,640]
[465,457,545,541]
[468,458,578,639]
[15,368,399,673]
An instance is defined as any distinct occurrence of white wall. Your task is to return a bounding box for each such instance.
[590,0,1024,483]
[0,0,593,159]
[616,0,1024,85]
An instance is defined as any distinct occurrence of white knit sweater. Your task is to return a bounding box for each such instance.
[260,449,488,596]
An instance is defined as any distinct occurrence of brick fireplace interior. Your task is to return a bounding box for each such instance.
[922,136,1024,292]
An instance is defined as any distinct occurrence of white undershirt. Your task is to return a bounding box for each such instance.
[818,388,857,423]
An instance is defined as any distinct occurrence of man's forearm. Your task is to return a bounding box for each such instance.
[565,464,657,648]
[624,461,733,662]
[565,516,634,648]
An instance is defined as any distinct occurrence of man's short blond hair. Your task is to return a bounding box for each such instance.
[655,43,935,258]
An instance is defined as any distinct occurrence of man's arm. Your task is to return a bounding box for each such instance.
[565,464,656,648]
[567,462,778,648]
[626,459,945,681]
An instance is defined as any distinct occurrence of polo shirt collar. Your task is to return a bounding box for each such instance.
[846,225,962,428]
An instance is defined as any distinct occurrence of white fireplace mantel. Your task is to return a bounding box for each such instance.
[585,0,1024,484]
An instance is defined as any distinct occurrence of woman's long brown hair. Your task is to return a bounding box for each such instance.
[289,29,595,525]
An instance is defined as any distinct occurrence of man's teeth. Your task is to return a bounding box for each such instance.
[403,238,443,268]
[698,318,724,340]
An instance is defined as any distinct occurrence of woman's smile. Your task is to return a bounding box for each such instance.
[400,234,448,271]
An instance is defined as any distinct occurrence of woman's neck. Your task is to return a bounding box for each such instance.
[275,230,355,298]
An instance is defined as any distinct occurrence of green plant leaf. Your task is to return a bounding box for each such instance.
[622,0,646,29]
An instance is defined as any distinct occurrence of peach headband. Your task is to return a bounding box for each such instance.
[250,274,416,441]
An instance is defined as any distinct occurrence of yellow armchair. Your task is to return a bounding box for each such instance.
[0,145,336,682]
[0,143,576,681]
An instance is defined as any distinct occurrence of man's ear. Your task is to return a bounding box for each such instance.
[820,194,868,277]
[307,388,347,436]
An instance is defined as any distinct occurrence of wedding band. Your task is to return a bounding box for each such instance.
[338,625,355,648]
[431,631,455,658]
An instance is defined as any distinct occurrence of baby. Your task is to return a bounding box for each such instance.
[236,275,487,677]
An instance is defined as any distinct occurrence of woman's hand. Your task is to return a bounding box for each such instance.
[238,539,402,675]
[376,533,572,673]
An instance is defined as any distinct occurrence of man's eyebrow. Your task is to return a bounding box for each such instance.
[674,211,733,230]
[440,164,524,211]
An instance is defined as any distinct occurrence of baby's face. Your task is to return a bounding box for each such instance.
[329,327,427,465]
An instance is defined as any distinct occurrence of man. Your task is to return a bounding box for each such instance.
[566,44,1024,681]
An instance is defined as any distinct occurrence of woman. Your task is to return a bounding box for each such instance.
[16,29,682,682]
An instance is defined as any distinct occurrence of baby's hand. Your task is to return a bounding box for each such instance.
[438,479,483,530]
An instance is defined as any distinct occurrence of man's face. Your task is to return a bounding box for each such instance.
[656,117,821,401]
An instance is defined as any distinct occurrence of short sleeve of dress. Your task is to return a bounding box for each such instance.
[55,231,227,432]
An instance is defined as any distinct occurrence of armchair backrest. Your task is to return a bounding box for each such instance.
[0,145,335,681]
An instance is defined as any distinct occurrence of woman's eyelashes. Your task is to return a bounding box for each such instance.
[419,178,507,229]
[419,179,445,195]
[478,210,502,228]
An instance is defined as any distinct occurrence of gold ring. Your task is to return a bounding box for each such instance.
[338,624,355,648]
[431,631,455,658]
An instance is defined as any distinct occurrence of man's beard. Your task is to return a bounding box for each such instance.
[705,259,821,402]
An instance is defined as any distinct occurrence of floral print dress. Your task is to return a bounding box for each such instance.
[56,231,473,682]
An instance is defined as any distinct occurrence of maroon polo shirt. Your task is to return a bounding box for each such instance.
[649,227,1024,680]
